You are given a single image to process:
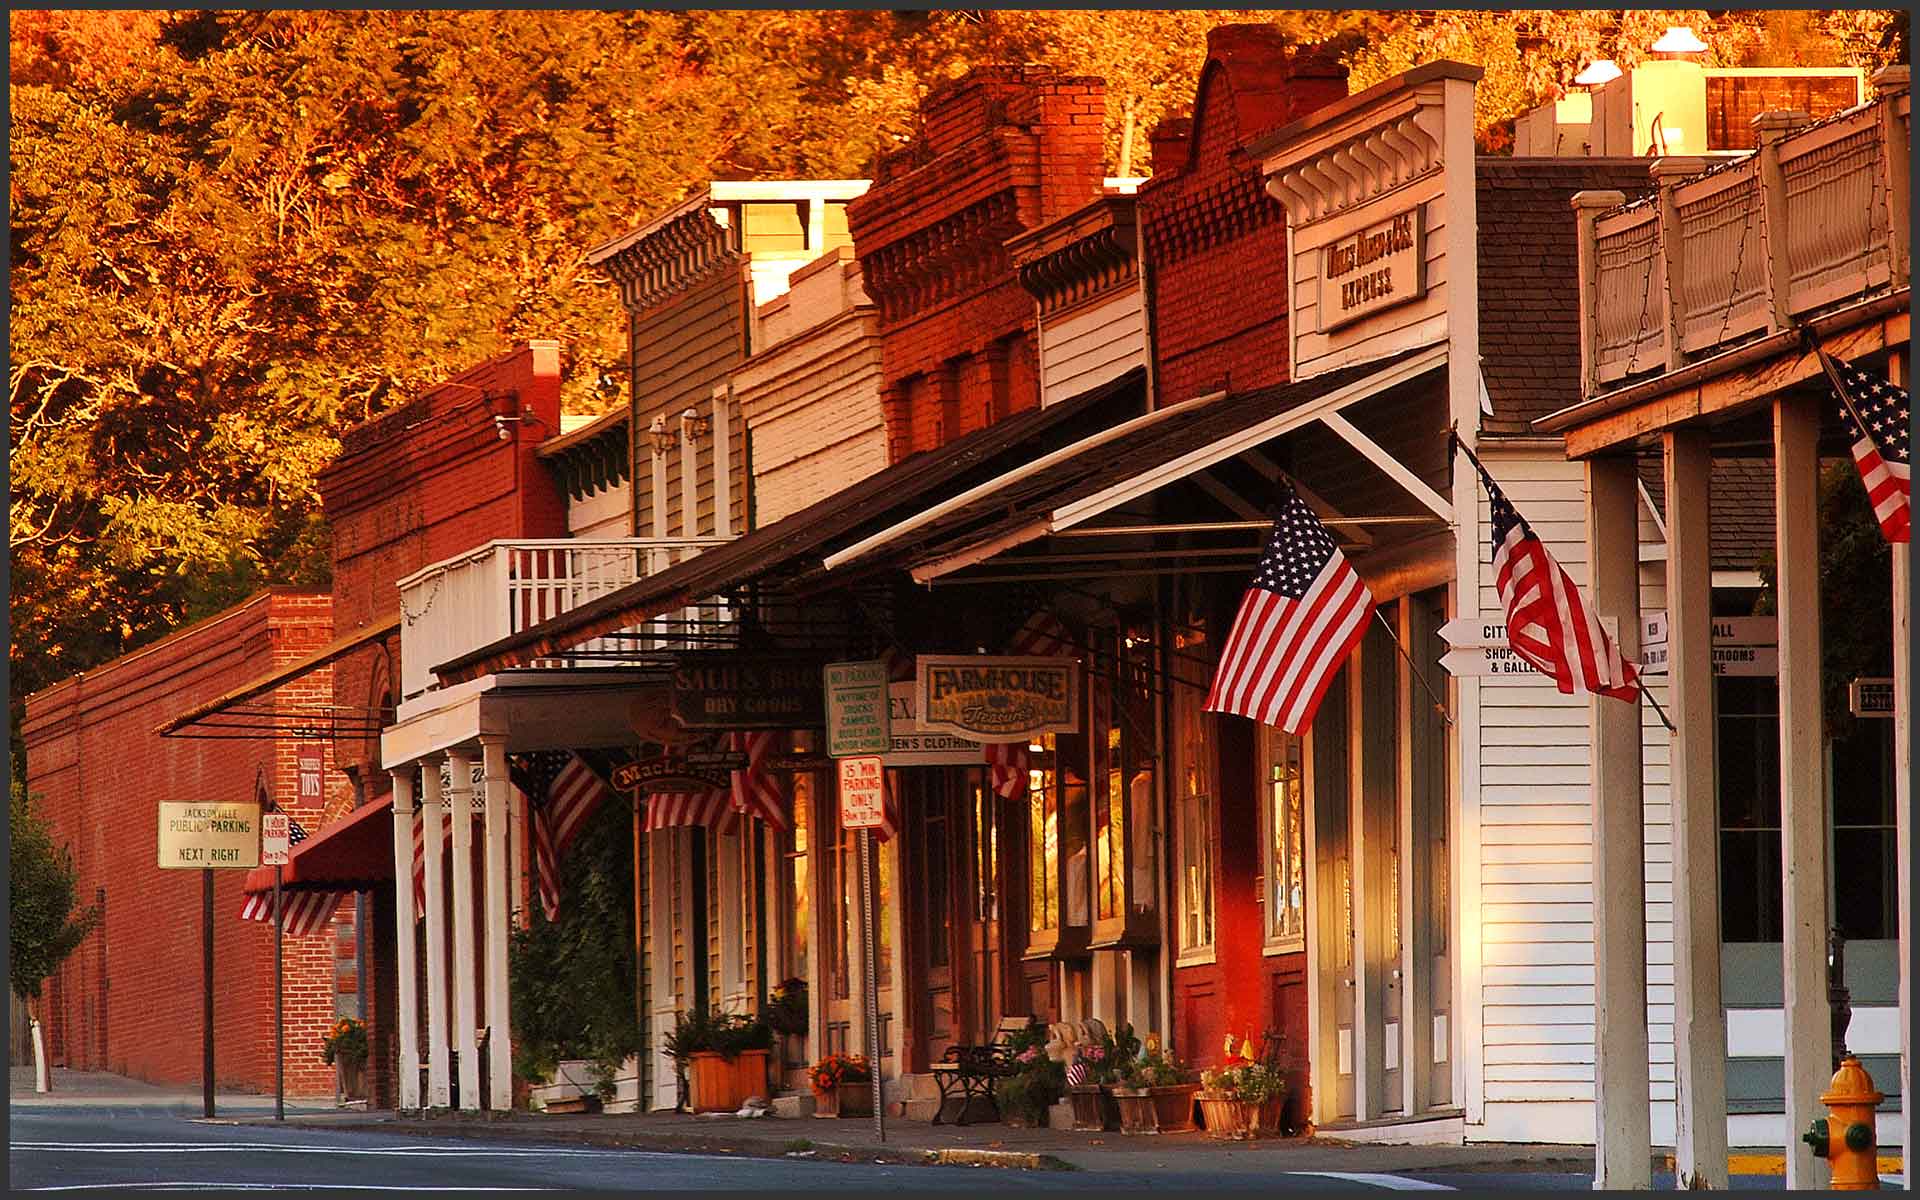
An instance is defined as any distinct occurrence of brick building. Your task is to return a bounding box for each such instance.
[22,589,346,1097]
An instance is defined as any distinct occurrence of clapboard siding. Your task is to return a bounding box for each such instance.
[630,265,749,538]
[1041,286,1148,407]
[1466,447,1676,1142]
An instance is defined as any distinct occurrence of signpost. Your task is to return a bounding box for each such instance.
[157,801,261,1118]
[262,810,291,1121]
[835,754,888,1143]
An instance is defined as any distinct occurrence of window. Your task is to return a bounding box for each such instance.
[1091,623,1159,945]
[1718,675,1781,943]
[1028,735,1059,947]
[1263,725,1306,951]
[1830,719,1897,941]
[784,772,812,983]
[972,778,997,923]
[1173,603,1215,957]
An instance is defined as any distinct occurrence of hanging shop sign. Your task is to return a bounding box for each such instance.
[296,744,325,805]
[824,660,891,757]
[837,755,887,829]
[915,655,1079,742]
[158,801,262,870]
[669,654,827,729]
[1638,613,1777,677]
[613,752,738,795]
[881,681,984,767]
[1848,677,1894,718]
[1318,207,1424,331]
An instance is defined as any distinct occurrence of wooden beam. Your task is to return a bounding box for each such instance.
[1775,397,1832,1187]
[1586,453,1651,1188]
[1663,430,1729,1189]
[1560,307,1908,458]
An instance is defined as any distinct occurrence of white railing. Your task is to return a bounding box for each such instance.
[397,537,731,699]
[1578,79,1908,396]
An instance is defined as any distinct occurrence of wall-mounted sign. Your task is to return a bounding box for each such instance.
[824,660,891,757]
[1849,677,1894,718]
[1639,613,1777,677]
[1318,207,1424,331]
[881,682,985,767]
[916,655,1079,743]
[613,753,736,795]
[158,801,261,870]
[670,654,827,729]
[296,744,325,805]
[837,755,887,829]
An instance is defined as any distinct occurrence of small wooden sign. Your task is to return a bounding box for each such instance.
[1849,677,1894,718]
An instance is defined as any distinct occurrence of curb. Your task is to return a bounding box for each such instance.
[241,1116,1071,1171]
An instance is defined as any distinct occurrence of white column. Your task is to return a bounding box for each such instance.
[1587,453,1652,1189]
[1774,398,1831,1188]
[421,757,451,1108]
[447,748,481,1112]
[480,736,514,1111]
[390,768,421,1111]
[1664,431,1729,1188]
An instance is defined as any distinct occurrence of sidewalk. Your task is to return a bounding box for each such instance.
[238,1104,1603,1176]
[9,1066,335,1115]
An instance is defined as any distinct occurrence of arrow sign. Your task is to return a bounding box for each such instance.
[1438,616,1508,647]
[1440,646,1545,678]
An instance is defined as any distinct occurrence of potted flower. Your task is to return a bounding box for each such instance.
[321,1018,369,1104]
[1107,1036,1198,1134]
[763,978,808,1039]
[1066,1022,1137,1131]
[807,1052,872,1118]
[992,1027,1064,1128]
[666,1008,774,1113]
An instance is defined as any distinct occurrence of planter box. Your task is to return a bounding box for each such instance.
[1109,1083,1199,1134]
[687,1049,772,1114]
[1197,1093,1285,1139]
[812,1080,873,1118]
[1067,1084,1119,1131]
[334,1060,368,1106]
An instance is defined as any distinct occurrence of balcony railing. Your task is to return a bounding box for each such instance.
[397,537,732,700]
[1576,77,1909,397]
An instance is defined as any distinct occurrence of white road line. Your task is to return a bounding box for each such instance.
[11,1143,643,1158]
[1288,1171,1457,1190]
[23,1184,555,1192]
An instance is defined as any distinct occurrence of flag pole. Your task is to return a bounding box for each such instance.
[1368,608,1453,725]
[1802,325,1876,436]
[1637,678,1677,733]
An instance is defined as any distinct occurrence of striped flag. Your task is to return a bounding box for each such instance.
[507,752,614,922]
[411,801,447,918]
[730,731,789,831]
[986,611,1073,799]
[1204,486,1373,734]
[643,785,734,834]
[1816,345,1909,544]
[1466,451,1640,702]
[239,818,346,935]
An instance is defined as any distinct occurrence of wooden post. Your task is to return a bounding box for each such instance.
[480,736,514,1111]
[1569,193,1625,422]
[1773,397,1831,1188]
[1885,346,1911,1187]
[1751,112,1807,333]
[421,757,451,1108]
[1663,429,1728,1188]
[391,769,421,1111]
[1586,453,1651,1188]
[447,749,481,1111]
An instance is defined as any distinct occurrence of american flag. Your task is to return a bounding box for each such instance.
[644,732,790,835]
[239,818,346,935]
[1817,346,1909,544]
[410,800,447,918]
[1469,451,1639,702]
[507,752,612,922]
[1204,486,1373,734]
[643,784,733,834]
[985,611,1073,800]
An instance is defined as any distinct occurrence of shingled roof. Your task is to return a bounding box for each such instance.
[1638,453,1778,573]
[1476,159,1656,434]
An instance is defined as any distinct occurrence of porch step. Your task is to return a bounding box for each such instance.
[1314,1109,1466,1146]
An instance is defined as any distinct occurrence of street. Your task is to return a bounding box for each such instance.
[9,1097,1801,1192]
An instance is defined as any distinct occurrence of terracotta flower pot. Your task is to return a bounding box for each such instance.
[1149,1083,1199,1133]
[1196,1093,1257,1140]
[334,1059,367,1105]
[812,1085,840,1118]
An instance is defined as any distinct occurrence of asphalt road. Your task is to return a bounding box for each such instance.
[10,1103,1799,1192]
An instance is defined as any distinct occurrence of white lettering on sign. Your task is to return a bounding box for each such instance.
[297,744,325,801]
[838,755,887,830]
[1317,208,1424,331]
[261,813,291,867]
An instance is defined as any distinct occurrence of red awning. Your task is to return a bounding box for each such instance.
[243,797,395,895]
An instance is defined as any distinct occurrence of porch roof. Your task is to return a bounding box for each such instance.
[818,346,1447,584]
[433,370,1148,684]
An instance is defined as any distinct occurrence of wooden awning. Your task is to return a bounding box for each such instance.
[157,611,400,737]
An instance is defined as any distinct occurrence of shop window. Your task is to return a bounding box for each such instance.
[972,779,997,924]
[1262,725,1306,952]
[1830,719,1897,941]
[784,771,811,984]
[924,799,951,969]
[1718,675,1781,943]
[1092,623,1158,947]
[1173,607,1215,959]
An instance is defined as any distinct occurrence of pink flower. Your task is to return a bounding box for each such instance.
[1018,1047,1040,1063]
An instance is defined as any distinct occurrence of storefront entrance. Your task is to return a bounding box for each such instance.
[904,766,1012,1071]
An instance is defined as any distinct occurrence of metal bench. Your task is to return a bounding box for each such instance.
[928,1016,1032,1125]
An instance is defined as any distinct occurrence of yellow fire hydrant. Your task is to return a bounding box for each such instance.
[1801,1055,1883,1189]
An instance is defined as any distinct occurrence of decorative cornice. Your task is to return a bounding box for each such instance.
[858,189,1025,325]
[1140,170,1284,262]
[1263,106,1445,225]
[542,414,631,502]
[1009,197,1139,317]
[597,205,742,312]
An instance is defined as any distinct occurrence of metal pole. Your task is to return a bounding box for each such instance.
[202,867,215,1119]
[274,865,285,1121]
[858,829,885,1143]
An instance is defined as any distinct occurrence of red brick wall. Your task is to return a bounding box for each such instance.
[21,589,349,1097]
[319,341,567,788]
[848,66,1109,460]
[1139,27,1347,404]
